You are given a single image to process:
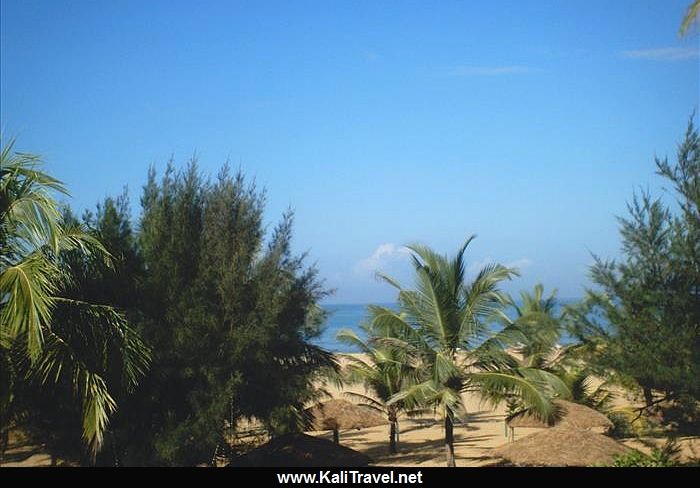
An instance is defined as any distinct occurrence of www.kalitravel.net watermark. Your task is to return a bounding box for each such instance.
[276,470,424,484]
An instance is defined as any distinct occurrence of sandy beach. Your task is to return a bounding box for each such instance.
[3,352,698,467]
[302,354,700,467]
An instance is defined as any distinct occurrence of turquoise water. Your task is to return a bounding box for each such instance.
[315,301,583,352]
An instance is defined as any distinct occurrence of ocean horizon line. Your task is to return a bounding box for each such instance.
[320,297,586,307]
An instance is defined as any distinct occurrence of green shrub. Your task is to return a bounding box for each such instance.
[607,412,635,439]
[611,440,680,467]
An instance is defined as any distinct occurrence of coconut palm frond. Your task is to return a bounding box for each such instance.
[468,370,558,422]
[27,330,117,456]
[362,239,571,466]
[336,328,372,354]
[342,391,385,413]
[680,0,700,35]
[1,140,150,458]
[0,253,58,359]
[51,297,151,392]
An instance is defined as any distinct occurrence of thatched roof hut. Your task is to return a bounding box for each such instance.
[506,412,553,429]
[233,433,372,467]
[493,426,630,467]
[304,399,386,444]
[507,400,614,433]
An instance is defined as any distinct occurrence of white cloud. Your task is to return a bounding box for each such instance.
[356,247,533,281]
[447,65,535,77]
[507,258,533,270]
[356,243,410,273]
[621,47,699,61]
[468,257,533,275]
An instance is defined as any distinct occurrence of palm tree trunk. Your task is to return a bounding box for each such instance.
[389,420,397,454]
[110,430,119,467]
[0,427,8,461]
[444,414,455,467]
[643,387,654,409]
[332,428,339,444]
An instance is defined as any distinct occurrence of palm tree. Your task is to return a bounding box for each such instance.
[1,139,150,458]
[372,237,568,466]
[336,313,421,454]
[1,141,67,359]
[497,284,567,428]
[500,284,563,370]
[500,285,613,427]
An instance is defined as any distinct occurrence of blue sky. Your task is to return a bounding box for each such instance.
[2,1,698,303]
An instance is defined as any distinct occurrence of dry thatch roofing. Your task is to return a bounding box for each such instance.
[233,433,372,467]
[507,413,551,429]
[507,400,614,433]
[493,426,630,467]
[304,399,386,431]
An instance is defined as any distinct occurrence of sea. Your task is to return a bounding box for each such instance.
[314,301,583,352]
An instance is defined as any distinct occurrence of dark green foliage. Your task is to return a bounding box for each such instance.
[119,160,333,465]
[553,365,614,416]
[1,141,151,460]
[569,117,700,416]
[5,157,333,466]
[610,439,681,467]
[6,205,151,463]
[78,189,143,310]
[607,412,635,439]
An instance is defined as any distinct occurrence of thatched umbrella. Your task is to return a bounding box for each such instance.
[304,399,386,444]
[506,400,614,440]
[493,426,630,467]
[233,433,372,467]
